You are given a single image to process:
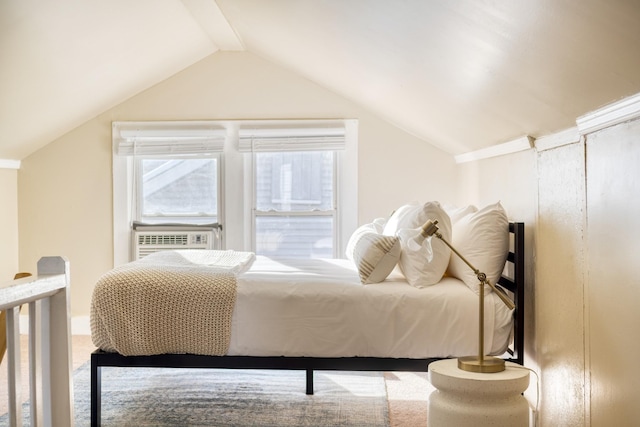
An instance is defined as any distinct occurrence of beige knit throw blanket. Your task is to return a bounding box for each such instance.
[90,250,255,356]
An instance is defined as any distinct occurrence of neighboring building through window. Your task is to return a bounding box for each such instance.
[137,157,219,224]
[254,150,335,258]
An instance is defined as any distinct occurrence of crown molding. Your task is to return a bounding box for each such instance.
[455,92,640,162]
[0,159,21,169]
[576,92,640,135]
[534,127,581,152]
[455,135,534,164]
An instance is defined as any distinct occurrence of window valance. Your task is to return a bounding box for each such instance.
[113,121,226,156]
[238,126,345,152]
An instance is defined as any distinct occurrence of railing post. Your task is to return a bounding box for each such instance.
[37,256,74,427]
[29,299,44,426]
[6,305,22,427]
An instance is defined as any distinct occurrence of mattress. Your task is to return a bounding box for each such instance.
[228,256,513,359]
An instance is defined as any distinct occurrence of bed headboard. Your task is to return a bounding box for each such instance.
[497,222,525,365]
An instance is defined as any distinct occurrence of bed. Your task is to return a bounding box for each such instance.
[90,208,524,426]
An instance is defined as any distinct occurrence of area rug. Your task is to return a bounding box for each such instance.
[1,363,390,427]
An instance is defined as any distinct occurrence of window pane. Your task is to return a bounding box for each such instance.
[255,215,333,258]
[255,151,334,212]
[140,158,217,223]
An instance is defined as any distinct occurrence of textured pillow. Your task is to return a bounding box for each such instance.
[351,232,401,284]
[447,202,509,294]
[395,201,452,287]
[346,223,401,284]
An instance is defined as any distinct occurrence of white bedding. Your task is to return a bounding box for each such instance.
[228,256,513,359]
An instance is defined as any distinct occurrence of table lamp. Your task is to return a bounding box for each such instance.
[414,219,515,373]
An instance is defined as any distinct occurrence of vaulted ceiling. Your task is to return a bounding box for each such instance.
[2,0,640,161]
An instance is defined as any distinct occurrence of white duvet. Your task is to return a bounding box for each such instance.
[228,256,513,359]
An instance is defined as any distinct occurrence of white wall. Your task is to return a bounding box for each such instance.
[537,142,587,426]
[459,116,640,426]
[585,119,640,425]
[18,51,457,317]
[0,168,19,281]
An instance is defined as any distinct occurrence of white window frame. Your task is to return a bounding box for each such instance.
[112,119,358,266]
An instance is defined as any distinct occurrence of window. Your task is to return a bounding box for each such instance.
[136,157,219,224]
[254,150,335,258]
[112,119,358,266]
[239,123,347,259]
[112,121,225,227]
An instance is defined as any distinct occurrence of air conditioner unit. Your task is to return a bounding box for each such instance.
[133,230,214,260]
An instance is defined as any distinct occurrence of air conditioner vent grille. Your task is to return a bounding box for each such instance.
[137,234,190,246]
[132,230,215,260]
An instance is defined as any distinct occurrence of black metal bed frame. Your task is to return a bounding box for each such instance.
[90,222,525,427]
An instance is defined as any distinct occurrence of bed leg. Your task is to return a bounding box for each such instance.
[306,369,314,395]
[91,354,101,427]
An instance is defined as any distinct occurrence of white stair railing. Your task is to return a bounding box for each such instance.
[0,257,73,427]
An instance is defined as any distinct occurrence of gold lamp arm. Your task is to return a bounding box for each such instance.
[418,219,515,373]
[419,220,514,310]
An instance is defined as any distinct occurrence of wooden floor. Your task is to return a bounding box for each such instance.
[0,335,431,426]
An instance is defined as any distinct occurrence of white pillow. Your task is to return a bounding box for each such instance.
[371,217,388,233]
[395,201,452,287]
[346,223,378,261]
[346,224,400,284]
[383,201,449,236]
[382,202,421,236]
[447,202,509,294]
[444,204,478,225]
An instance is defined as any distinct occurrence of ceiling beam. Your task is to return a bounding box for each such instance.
[181,0,244,51]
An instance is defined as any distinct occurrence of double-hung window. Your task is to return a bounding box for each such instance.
[112,122,225,263]
[113,122,225,225]
[240,125,345,259]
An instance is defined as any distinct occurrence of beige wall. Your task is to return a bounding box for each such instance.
[461,117,640,426]
[18,51,456,317]
[0,168,19,281]
[18,120,113,317]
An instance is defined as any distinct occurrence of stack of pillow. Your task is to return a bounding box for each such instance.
[345,201,509,293]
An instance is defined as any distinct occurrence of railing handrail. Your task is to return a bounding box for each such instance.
[0,274,67,311]
[1,256,74,427]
